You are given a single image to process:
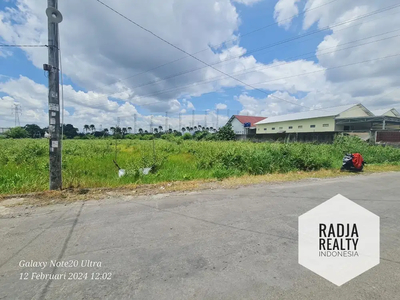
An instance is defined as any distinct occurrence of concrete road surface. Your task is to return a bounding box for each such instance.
[1,172,399,300]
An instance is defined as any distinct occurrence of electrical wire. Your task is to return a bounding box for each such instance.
[128,6,400,90]
[73,8,400,114]
[0,44,47,47]
[129,31,400,103]
[95,0,400,110]
[112,0,343,83]
[138,52,400,103]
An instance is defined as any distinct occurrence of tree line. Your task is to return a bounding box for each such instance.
[1,123,236,141]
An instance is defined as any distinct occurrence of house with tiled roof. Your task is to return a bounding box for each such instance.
[227,115,267,135]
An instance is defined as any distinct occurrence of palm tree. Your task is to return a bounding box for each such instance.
[209,127,213,131]
[182,127,186,133]
[138,128,143,134]
[168,128,173,134]
[104,128,109,134]
[115,127,122,134]
[158,125,163,132]
[206,127,210,131]
[90,124,95,132]
[144,130,148,134]
[154,128,158,134]
[186,126,190,132]
[190,127,193,132]
[198,124,202,129]
[128,127,132,133]
[173,130,177,134]
[194,126,198,131]
[84,124,90,133]
[110,127,115,134]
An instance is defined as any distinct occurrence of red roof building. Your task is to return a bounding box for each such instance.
[233,115,267,127]
[227,115,267,135]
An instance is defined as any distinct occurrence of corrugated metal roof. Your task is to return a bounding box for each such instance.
[372,108,400,116]
[234,115,266,127]
[255,104,358,125]
[372,109,391,116]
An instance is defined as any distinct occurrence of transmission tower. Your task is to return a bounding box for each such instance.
[216,109,219,129]
[133,114,137,134]
[11,104,22,127]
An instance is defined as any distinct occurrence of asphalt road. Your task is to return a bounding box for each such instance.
[1,172,400,300]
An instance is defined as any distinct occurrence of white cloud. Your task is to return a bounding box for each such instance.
[274,0,301,29]
[236,91,303,116]
[216,103,227,109]
[186,101,195,110]
[232,0,264,5]
[1,0,400,124]
[0,0,326,112]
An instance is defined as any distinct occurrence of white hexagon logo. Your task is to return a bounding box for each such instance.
[298,194,380,286]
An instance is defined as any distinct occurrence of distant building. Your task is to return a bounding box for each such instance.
[255,104,375,134]
[254,103,400,143]
[372,108,400,117]
[227,115,266,135]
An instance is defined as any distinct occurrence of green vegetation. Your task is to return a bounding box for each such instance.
[0,135,400,195]
[5,127,29,139]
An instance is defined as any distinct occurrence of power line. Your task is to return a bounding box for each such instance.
[248,53,400,87]
[95,0,400,110]
[130,52,400,114]
[105,31,399,115]
[0,44,47,48]
[127,5,400,90]
[137,32,400,100]
[110,0,342,83]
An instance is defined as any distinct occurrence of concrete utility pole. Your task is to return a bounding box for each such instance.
[44,0,63,190]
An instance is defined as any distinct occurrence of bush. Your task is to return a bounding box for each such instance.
[217,123,236,141]
[5,127,29,139]
[182,133,192,140]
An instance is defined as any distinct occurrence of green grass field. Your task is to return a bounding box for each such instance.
[1,135,400,195]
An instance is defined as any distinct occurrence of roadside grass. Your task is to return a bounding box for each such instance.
[1,164,399,207]
[1,136,400,196]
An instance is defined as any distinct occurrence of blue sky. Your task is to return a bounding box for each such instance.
[1,0,400,130]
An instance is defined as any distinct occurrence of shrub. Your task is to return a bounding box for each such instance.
[5,127,28,139]
[182,133,192,140]
[217,123,236,141]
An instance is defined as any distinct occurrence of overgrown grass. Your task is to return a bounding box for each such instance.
[1,135,400,195]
